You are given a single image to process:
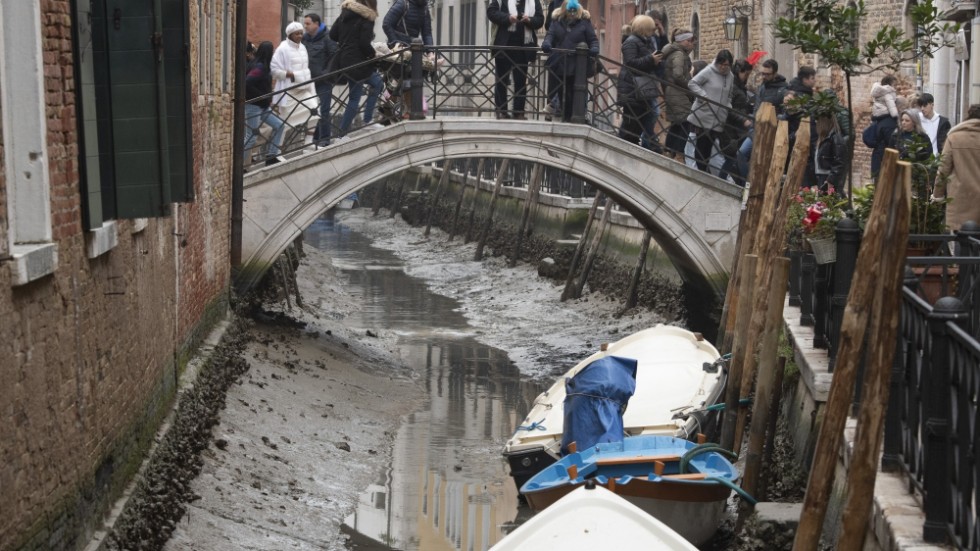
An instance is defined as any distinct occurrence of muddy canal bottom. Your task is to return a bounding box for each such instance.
[305,215,544,550]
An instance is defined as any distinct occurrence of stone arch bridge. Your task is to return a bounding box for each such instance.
[238,118,743,299]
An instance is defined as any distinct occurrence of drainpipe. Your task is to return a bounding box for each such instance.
[231,0,247,270]
[971,15,980,104]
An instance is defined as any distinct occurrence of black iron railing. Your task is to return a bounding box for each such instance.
[789,219,980,548]
[243,42,750,181]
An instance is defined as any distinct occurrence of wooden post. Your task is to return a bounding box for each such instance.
[720,253,758,452]
[792,149,904,551]
[425,161,453,237]
[449,158,480,241]
[835,162,910,551]
[389,173,406,219]
[732,120,809,452]
[464,164,483,244]
[621,231,652,312]
[475,159,510,260]
[719,103,779,353]
[570,198,613,300]
[372,177,388,217]
[511,163,543,267]
[738,257,791,525]
[561,190,602,302]
[760,356,786,500]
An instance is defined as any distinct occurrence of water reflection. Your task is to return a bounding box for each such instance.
[303,212,546,550]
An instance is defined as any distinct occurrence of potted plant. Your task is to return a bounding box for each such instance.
[787,186,849,264]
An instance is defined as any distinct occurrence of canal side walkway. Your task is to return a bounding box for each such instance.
[781,298,950,551]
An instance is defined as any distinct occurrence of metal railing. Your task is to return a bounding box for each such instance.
[788,219,980,549]
[243,41,750,182]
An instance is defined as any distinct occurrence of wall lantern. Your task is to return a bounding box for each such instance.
[723,13,745,41]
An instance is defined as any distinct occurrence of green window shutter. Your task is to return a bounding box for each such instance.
[162,0,193,203]
[105,0,168,219]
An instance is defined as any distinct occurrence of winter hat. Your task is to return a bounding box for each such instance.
[285,21,303,36]
[566,0,580,12]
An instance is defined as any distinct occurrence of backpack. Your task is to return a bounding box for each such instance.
[862,119,879,148]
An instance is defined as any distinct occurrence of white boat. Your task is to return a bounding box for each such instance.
[503,325,726,491]
[490,483,698,551]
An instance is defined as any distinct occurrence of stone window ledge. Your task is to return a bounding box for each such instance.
[9,242,58,286]
[86,221,118,259]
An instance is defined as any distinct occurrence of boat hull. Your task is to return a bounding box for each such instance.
[503,325,725,492]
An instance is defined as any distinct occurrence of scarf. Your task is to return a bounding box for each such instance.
[508,0,536,42]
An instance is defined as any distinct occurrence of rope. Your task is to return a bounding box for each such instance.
[702,397,752,412]
[517,418,548,432]
[679,443,738,473]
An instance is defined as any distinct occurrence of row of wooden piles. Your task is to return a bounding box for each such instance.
[716,102,915,549]
[379,157,655,311]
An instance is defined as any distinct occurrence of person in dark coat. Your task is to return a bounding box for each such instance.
[735,58,786,182]
[244,41,287,165]
[660,29,696,159]
[488,0,545,119]
[811,114,846,192]
[303,13,338,147]
[916,93,952,156]
[887,109,933,164]
[719,59,753,184]
[616,15,662,146]
[383,0,433,47]
[540,0,599,122]
[331,0,384,136]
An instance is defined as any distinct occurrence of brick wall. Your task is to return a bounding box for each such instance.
[0,92,6,255]
[0,1,235,549]
[247,0,283,50]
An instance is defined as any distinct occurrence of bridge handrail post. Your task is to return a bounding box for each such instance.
[571,43,589,124]
[922,297,968,543]
[408,38,425,120]
[882,268,918,472]
[829,218,861,373]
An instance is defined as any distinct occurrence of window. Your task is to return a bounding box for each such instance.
[437,6,443,45]
[71,0,194,228]
[1,0,58,284]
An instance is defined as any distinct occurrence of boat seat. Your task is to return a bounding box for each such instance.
[654,473,708,481]
[595,454,681,466]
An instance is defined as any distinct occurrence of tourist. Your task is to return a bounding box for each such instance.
[735,58,786,183]
[886,109,932,164]
[331,0,385,137]
[934,104,980,231]
[487,0,545,120]
[868,74,900,178]
[661,29,695,160]
[812,114,846,192]
[616,15,662,146]
[540,0,600,123]
[687,49,734,173]
[244,41,287,166]
[302,13,338,147]
[916,93,952,157]
[271,21,320,148]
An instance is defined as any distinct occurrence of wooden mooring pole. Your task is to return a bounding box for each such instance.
[425,161,453,237]
[389,174,406,218]
[561,190,602,302]
[569,198,613,300]
[510,164,543,267]
[621,230,652,312]
[475,159,510,260]
[448,158,480,242]
[792,149,905,551]
[835,161,910,551]
[720,253,757,452]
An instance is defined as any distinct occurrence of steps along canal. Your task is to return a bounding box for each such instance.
[301,208,704,550]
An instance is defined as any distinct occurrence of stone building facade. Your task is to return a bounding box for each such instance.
[598,0,978,185]
[0,1,237,549]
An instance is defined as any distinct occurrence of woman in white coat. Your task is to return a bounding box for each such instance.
[271,21,320,145]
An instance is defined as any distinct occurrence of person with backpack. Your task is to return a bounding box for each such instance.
[383,0,433,47]
[616,15,662,145]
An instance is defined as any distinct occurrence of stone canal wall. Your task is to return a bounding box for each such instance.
[0,2,235,550]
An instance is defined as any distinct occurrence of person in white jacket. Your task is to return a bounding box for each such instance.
[271,21,320,146]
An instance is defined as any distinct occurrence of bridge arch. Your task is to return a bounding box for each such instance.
[238,119,742,299]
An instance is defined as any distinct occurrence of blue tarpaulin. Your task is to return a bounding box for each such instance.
[560,355,638,456]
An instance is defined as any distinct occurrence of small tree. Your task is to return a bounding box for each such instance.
[775,0,958,194]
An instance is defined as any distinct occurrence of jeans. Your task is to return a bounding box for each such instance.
[693,126,721,173]
[640,99,661,151]
[313,83,333,146]
[619,101,654,146]
[494,48,532,115]
[340,72,384,135]
[244,103,286,161]
[736,135,753,183]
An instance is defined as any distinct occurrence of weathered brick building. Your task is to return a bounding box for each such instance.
[0,1,238,549]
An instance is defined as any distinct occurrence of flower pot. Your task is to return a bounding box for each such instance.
[807,237,836,264]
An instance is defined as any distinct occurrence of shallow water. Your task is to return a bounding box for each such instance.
[305,213,545,550]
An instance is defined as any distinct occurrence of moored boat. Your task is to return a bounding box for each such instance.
[519,435,740,546]
[503,325,725,491]
[490,483,698,551]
